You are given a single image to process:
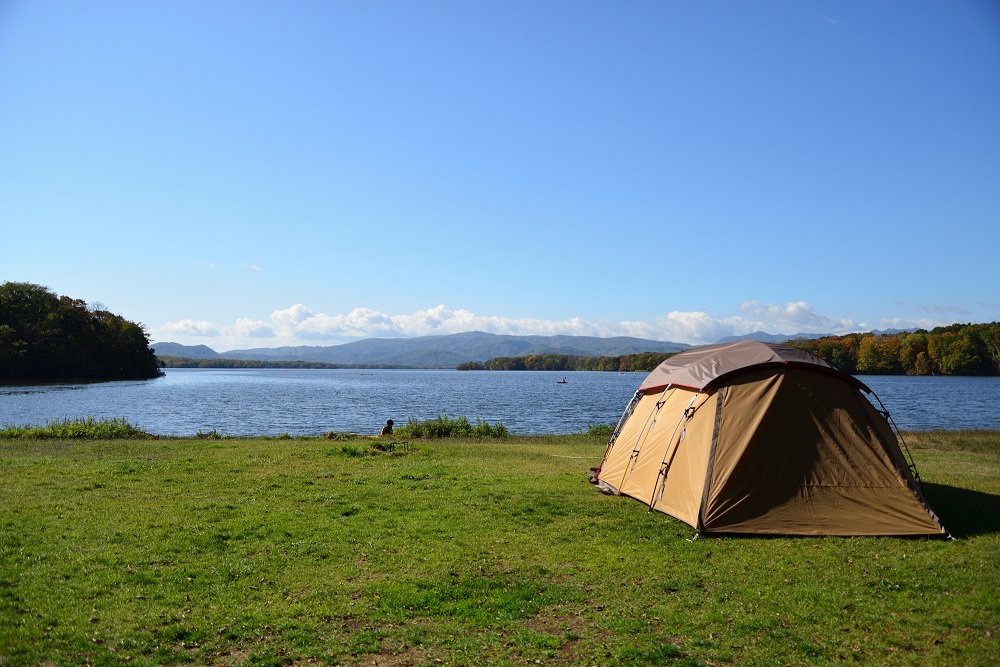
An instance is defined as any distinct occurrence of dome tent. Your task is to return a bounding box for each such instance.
[594,340,948,537]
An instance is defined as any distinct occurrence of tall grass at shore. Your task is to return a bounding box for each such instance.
[1,430,997,666]
[0,416,150,439]
[399,414,509,439]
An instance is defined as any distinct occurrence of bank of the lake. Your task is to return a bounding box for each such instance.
[3,369,1000,437]
[1,431,997,666]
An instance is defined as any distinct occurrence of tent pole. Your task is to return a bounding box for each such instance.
[597,390,642,472]
[867,387,951,538]
[869,388,922,486]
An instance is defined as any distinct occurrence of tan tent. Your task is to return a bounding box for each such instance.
[594,340,947,537]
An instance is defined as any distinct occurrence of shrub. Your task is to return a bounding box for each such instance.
[586,422,615,438]
[0,417,151,439]
[399,415,508,439]
[323,431,360,441]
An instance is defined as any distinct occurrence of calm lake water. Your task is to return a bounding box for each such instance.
[1,369,999,436]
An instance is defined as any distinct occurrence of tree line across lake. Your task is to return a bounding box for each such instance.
[4,281,998,380]
[156,356,404,370]
[458,351,673,372]
[461,323,1000,376]
[793,323,1000,375]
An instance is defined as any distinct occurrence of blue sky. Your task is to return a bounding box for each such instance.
[2,1,998,350]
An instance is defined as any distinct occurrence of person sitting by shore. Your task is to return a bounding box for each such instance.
[379,419,394,437]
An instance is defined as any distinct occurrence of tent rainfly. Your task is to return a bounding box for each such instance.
[593,340,948,537]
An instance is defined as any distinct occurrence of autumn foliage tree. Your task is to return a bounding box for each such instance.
[792,323,1000,376]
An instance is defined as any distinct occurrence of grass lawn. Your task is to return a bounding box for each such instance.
[1,430,998,666]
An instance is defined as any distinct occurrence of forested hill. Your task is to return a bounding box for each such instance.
[153,324,1000,375]
[789,323,1000,375]
[459,322,1000,375]
[0,282,162,380]
[467,323,1000,375]
[154,332,691,368]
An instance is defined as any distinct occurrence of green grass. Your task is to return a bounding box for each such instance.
[0,431,998,666]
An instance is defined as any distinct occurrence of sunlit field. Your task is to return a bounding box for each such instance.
[2,430,997,666]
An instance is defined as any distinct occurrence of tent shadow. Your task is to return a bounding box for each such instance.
[921,482,1000,538]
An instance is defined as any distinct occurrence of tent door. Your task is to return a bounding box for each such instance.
[649,393,702,509]
[616,386,672,491]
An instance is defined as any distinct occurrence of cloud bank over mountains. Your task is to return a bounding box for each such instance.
[156,301,946,349]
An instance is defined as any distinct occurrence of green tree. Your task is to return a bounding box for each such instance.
[939,332,988,375]
[0,281,162,380]
[485,356,527,371]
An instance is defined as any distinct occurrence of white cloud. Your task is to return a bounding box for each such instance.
[269,305,609,341]
[386,307,598,338]
[241,263,262,272]
[661,311,737,343]
[873,317,941,332]
[296,308,396,339]
[153,300,957,349]
[233,318,274,338]
[270,304,314,336]
[161,319,219,337]
[736,300,853,334]
[613,303,856,344]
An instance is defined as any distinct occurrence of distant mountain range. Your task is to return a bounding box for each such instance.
[152,331,692,368]
[713,331,822,344]
[151,343,221,359]
[714,328,918,344]
[153,328,921,368]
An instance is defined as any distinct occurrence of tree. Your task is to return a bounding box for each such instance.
[790,325,998,377]
[899,333,929,375]
[0,281,162,380]
[855,336,901,374]
[804,336,856,373]
[939,332,988,375]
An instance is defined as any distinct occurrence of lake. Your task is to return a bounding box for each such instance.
[1,369,999,436]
